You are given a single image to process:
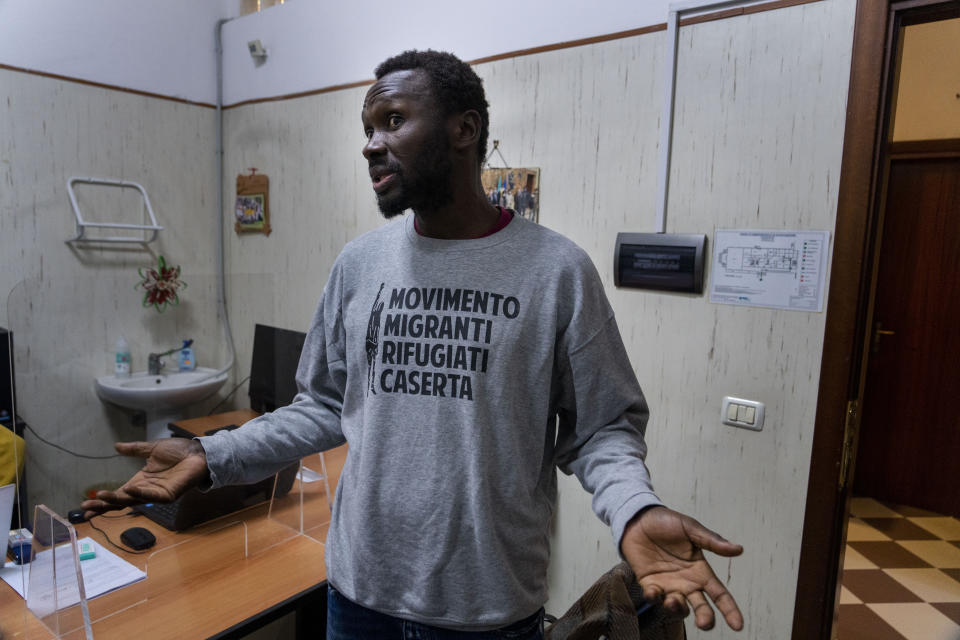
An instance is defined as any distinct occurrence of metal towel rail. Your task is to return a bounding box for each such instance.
[66,176,163,245]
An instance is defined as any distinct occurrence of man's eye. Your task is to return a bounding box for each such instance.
[364,128,373,139]
[388,115,403,128]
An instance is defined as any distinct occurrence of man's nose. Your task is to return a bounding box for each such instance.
[363,132,385,159]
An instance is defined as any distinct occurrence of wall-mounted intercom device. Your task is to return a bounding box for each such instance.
[614,233,707,294]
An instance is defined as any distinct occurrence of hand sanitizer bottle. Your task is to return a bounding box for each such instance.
[178,339,196,371]
[115,336,131,378]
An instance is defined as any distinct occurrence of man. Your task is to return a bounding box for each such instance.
[83,50,743,638]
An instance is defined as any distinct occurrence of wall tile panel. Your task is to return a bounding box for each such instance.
[1,70,222,514]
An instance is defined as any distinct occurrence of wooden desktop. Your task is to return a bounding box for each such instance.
[0,411,345,640]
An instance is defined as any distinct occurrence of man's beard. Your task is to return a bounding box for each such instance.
[375,130,454,218]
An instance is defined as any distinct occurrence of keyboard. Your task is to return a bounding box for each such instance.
[204,424,240,436]
[166,422,241,439]
[135,501,181,530]
[131,460,300,531]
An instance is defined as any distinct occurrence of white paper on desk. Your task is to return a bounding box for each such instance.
[0,537,146,607]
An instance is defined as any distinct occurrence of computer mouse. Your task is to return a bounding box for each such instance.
[120,526,156,551]
[67,509,87,524]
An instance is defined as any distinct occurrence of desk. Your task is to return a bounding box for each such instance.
[0,411,346,640]
[167,409,262,439]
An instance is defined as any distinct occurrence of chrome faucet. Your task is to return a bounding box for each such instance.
[147,340,191,375]
[147,353,165,375]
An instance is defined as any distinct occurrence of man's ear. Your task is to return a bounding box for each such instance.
[450,110,482,154]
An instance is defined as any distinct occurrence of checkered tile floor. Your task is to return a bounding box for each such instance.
[838,497,960,640]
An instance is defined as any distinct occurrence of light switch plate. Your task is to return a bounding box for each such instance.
[722,396,764,431]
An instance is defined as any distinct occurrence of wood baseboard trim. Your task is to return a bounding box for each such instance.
[0,63,216,109]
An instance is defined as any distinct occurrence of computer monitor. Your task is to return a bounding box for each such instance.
[247,324,307,414]
[1,328,15,424]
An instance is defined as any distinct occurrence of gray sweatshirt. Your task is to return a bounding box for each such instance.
[200,214,662,630]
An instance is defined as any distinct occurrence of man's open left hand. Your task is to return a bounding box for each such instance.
[80,439,210,520]
[621,505,744,631]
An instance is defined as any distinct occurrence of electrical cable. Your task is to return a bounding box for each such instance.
[23,423,121,459]
[207,375,250,415]
[87,517,152,555]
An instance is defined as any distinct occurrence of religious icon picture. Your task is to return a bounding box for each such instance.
[480,167,540,223]
[235,170,272,235]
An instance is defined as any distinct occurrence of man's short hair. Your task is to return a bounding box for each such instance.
[375,50,490,166]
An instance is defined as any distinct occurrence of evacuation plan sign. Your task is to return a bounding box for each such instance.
[709,229,829,311]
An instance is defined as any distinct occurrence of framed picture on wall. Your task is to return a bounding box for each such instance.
[235,170,272,235]
[481,167,540,223]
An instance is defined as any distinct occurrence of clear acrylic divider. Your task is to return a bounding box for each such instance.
[27,505,93,640]
[1,558,30,639]
[64,520,249,635]
[236,465,299,556]
[266,453,333,547]
[12,456,336,637]
[141,520,247,600]
[300,452,334,541]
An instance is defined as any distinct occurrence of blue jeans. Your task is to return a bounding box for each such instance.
[326,585,544,640]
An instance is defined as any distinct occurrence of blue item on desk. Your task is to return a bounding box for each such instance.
[8,529,31,564]
[10,540,30,564]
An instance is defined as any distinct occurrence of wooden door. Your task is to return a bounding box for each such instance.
[853,155,960,517]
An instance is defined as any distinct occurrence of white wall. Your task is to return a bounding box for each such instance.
[1,0,778,106]
[220,0,784,105]
[0,0,241,103]
[1,0,678,104]
[219,0,673,105]
[0,69,224,514]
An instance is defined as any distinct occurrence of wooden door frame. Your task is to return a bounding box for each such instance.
[791,1,960,638]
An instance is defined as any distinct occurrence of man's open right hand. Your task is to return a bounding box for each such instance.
[80,439,210,519]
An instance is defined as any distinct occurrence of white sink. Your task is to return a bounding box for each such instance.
[95,368,228,412]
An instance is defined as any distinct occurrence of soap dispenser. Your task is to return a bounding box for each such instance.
[178,339,196,371]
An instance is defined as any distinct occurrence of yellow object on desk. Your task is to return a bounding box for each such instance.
[0,428,24,487]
